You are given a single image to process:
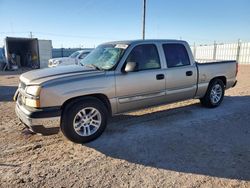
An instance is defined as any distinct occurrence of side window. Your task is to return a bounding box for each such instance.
[126,44,160,71]
[79,52,89,59]
[163,44,190,68]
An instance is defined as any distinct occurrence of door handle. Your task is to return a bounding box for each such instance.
[156,74,165,80]
[186,71,193,76]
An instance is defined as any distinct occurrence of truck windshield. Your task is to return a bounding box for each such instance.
[70,51,80,58]
[80,44,127,70]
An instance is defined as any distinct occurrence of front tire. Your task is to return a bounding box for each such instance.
[61,97,108,143]
[200,79,225,108]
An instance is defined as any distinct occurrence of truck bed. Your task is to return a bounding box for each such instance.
[195,60,237,98]
[196,60,236,65]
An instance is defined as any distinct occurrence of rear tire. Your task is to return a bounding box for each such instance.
[200,79,225,108]
[61,97,108,143]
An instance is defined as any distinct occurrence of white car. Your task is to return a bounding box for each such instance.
[48,50,92,67]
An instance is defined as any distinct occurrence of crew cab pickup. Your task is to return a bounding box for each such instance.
[14,40,237,143]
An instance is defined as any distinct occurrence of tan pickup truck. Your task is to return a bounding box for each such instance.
[14,40,238,143]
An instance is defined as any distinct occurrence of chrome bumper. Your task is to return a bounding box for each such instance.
[15,102,60,128]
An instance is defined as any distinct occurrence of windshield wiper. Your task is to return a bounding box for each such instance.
[83,64,104,71]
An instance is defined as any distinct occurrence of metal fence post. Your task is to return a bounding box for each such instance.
[61,48,64,57]
[236,39,241,63]
[213,41,217,60]
[193,42,196,59]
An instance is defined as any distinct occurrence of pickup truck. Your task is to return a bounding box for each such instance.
[48,49,92,67]
[14,40,238,143]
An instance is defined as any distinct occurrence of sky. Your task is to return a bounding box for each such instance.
[0,0,250,48]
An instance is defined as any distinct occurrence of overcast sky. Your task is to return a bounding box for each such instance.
[0,0,250,48]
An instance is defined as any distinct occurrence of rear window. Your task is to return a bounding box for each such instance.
[163,44,190,68]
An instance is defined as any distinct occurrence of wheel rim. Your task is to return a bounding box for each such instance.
[210,84,222,104]
[73,107,102,137]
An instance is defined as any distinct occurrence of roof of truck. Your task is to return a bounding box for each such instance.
[103,39,187,45]
[77,49,93,53]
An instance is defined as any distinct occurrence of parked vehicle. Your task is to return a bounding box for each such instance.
[14,40,238,143]
[48,50,92,67]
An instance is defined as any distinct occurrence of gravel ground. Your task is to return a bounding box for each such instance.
[0,66,250,188]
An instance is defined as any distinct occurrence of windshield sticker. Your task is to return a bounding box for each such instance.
[115,44,128,49]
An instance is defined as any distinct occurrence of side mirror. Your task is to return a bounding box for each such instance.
[124,62,137,73]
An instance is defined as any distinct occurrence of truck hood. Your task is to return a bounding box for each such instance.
[49,57,72,62]
[20,65,102,85]
[49,57,76,65]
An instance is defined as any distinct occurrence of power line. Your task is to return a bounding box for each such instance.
[34,32,118,40]
[0,31,121,40]
[0,31,30,34]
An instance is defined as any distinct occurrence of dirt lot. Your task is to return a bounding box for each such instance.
[0,66,250,188]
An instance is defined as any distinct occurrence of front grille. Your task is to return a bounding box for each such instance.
[17,92,23,105]
[20,81,26,90]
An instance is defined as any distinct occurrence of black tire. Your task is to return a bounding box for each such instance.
[200,79,225,108]
[60,97,108,143]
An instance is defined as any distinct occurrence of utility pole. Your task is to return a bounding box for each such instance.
[142,0,146,40]
[30,32,33,38]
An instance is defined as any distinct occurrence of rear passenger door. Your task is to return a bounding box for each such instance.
[162,43,197,102]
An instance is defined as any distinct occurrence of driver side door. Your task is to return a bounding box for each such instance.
[115,44,166,113]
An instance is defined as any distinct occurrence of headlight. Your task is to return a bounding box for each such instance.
[25,98,40,108]
[54,60,61,65]
[26,85,41,96]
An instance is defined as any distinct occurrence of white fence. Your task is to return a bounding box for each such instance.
[191,41,250,64]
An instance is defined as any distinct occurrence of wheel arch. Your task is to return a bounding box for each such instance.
[209,76,227,87]
[61,94,112,116]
